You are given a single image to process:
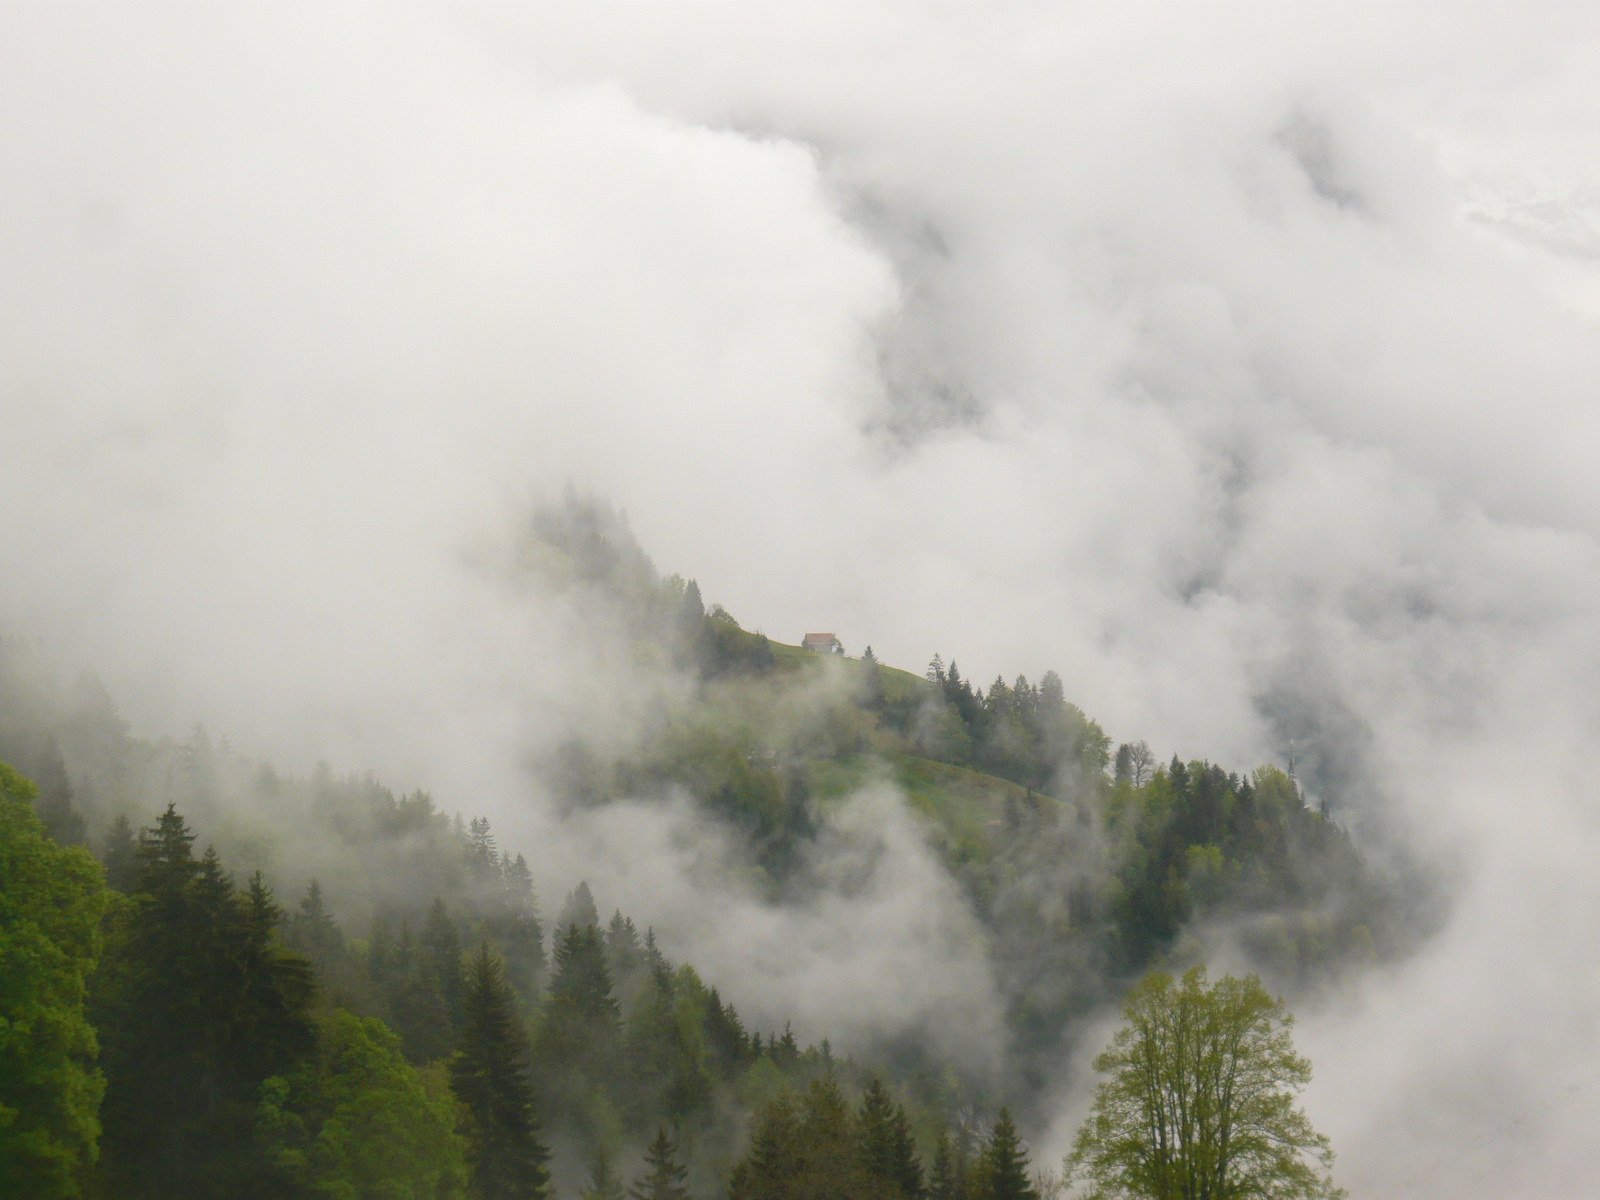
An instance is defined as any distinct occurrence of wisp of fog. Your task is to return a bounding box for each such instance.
[6,5,1600,1196]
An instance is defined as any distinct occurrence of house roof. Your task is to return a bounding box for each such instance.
[802,632,837,647]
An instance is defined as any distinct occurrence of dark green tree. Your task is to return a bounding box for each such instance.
[423,897,465,1022]
[929,1134,961,1200]
[630,1127,690,1200]
[558,881,600,931]
[451,944,550,1200]
[388,920,454,1064]
[859,1078,923,1200]
[979,1109,1035,1200]
[91,803,315,1200]
[467,816,500,880]
[581,1147,628,1200]
[99,813,138,893]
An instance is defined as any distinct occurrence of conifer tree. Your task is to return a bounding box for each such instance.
[606,908,642,974]
[30,740,85,846]
[290,879,345,962]
[388,922,454,1064]
[979,1110,1035,1200]
[773,1022,799,1069]
[467,816,500,880]
[94,804,315,1199]
[451,944,550,1200]
[100,812,138,892]
[496,853,545,991]
[581,1147,628,1200]
[558,880,600,931]
[630,1127,690,1200]
[704,987,751,1070]
[550,922,622,1022]
[367,914,394,987]
[859,1078,924,1200]
[423,897,465,1022]
[929,1134,958,1200]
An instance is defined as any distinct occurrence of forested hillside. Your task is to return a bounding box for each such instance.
[0,500,1409,1198]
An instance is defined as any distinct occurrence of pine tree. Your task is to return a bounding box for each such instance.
[558,881,600,931]
[704,987,751,1071]
[100,812,138,892]
[290,879,344,960]
[979,1110,1035,1200]
[550,922,622,1022]
[859,1079,924,1200]
[452,944,550,1200]
[30,739,85,846]
[773,1022,799,1069]
[467,816,500,880]
[94,805,314,1199]
[367,914,394,986]
[388,922,454,1063]
[606,909,642,975]
[423,896,465,1021]
[930,1134,958,1200]
[494,854,545,999]
[629,1128,690,1200]
[581,1147,628,1200]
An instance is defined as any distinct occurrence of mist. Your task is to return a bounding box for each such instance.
[7,4,1600,1196]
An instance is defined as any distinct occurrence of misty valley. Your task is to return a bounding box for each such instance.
[2,502,1392,1199]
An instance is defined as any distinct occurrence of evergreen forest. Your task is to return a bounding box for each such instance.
[0,500,1412,1199]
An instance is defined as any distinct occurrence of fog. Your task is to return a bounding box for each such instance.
[7,4,1600,1195]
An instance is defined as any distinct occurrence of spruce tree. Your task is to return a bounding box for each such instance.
[423,896,465,1022]
[929,1134,957,1200]
[550,921,621,1022]
[467,815,500,880]
[859,1079,924,1200]
[497,853,545,992]
[980,1110,1035,1200]
[581,1147,628,1200]
[452,944,550,1200]
[100,812,138,892]
[629,1128,690,1200]
[388,922,454,1063]
[558,880,600,931]
[94,805,314,1199]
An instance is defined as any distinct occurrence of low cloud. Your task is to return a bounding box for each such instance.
[7,6,1600,1194]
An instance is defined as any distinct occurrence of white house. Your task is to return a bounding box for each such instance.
[802,632,843,655]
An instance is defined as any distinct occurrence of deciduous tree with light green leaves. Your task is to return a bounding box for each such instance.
[257,1009,469,1200]
[0,759,109,1198]
[1066,968,1342,1200]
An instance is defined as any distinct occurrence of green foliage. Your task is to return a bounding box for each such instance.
[98,814,137,893]
[730,1079,897,1200]
[90,804,316,1199]
[630,1127,691,1200]
[857,1077,925,1200]
[1067,968,1342,1200]
[976,1109,1034,1200]
[0,760,108,1198]
[452,944,550,1200]
[258,1010,468,1199]
[581,1147,629,1200]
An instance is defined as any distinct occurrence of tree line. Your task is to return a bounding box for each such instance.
[3,759,1047,1200]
